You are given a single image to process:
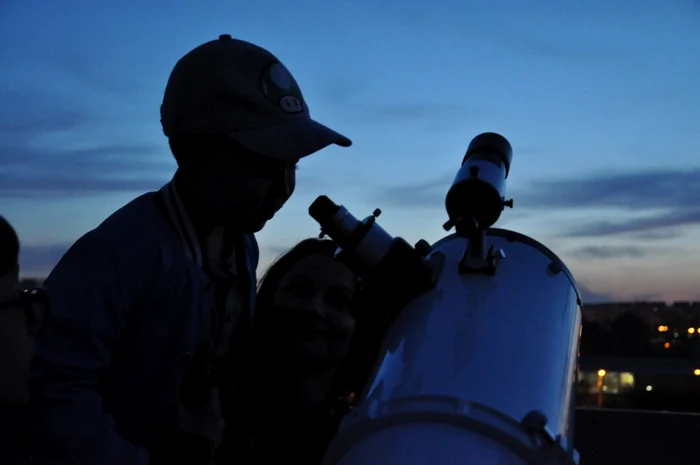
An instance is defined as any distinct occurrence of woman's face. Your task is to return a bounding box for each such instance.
[270,254,357,370]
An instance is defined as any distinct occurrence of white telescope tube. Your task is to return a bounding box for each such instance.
[322,230,582,465]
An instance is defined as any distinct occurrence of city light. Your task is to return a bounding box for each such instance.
[694,369,700,376]
[658,325,668,332]
[664,342,671,349]
[646,385,653,391]
[596,369,606,408]
[688,327,695,334]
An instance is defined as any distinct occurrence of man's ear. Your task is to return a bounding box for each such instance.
[169,135,218,170]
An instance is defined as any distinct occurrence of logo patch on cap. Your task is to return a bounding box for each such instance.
[260,62,305,114]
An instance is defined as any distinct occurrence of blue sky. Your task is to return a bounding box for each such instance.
[0,0,698,303]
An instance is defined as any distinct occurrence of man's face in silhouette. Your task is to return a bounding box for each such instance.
[176,135,298,233]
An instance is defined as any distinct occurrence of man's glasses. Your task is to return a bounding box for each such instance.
[0,287,50,333]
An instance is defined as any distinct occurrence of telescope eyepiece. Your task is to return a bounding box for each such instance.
[308,195,397,273]
[445,132,514,232]
[463,132,513,177]
[309,195,340,225]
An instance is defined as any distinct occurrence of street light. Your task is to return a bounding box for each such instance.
[596,369,607,407]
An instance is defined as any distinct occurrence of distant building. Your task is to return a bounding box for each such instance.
[584,301,700,330]
[581,301,700,359]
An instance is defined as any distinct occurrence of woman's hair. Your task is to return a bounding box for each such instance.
[0,216,19,276]
[255,238,342,313]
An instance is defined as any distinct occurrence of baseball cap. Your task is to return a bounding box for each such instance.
[160,34,352,160]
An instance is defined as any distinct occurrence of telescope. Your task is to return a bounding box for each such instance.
[308,132,582,465]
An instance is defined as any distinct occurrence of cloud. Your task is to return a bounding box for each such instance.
[371,103,468,122]
[379,167,700,213]
[338,101,475,127]
[578,284,616,304]
[629,292,665,302]
[0,91,87,139]
[0,10,155,98]
[0,89,88,139]
[376,172,524,221]
[35,50,150,96]
[0,87,341,200]
[517,168,699,211]
[317,75,474,125]
[375,166,700,239]
[483,26,612,62]
[514,145,546,156]
[320,78,371,104]
[631,229,685,241]
[0,143,171,199]
[319,80,471,125]
[18,243,70,277]
[376,173,453,209]
[566,208,700,238]
[0,90,171,199]
[373,2,625,65]
[568,245,646,260]
[513,167,700,237]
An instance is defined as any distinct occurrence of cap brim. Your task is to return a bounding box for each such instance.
[229,118,352,160]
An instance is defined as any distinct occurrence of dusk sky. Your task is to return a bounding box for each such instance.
[1,0,698,303]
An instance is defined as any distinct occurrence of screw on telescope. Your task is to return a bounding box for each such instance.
[504,199,514,208]
[521,410,548,435]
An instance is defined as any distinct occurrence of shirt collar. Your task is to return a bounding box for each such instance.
[159,179,203,267]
